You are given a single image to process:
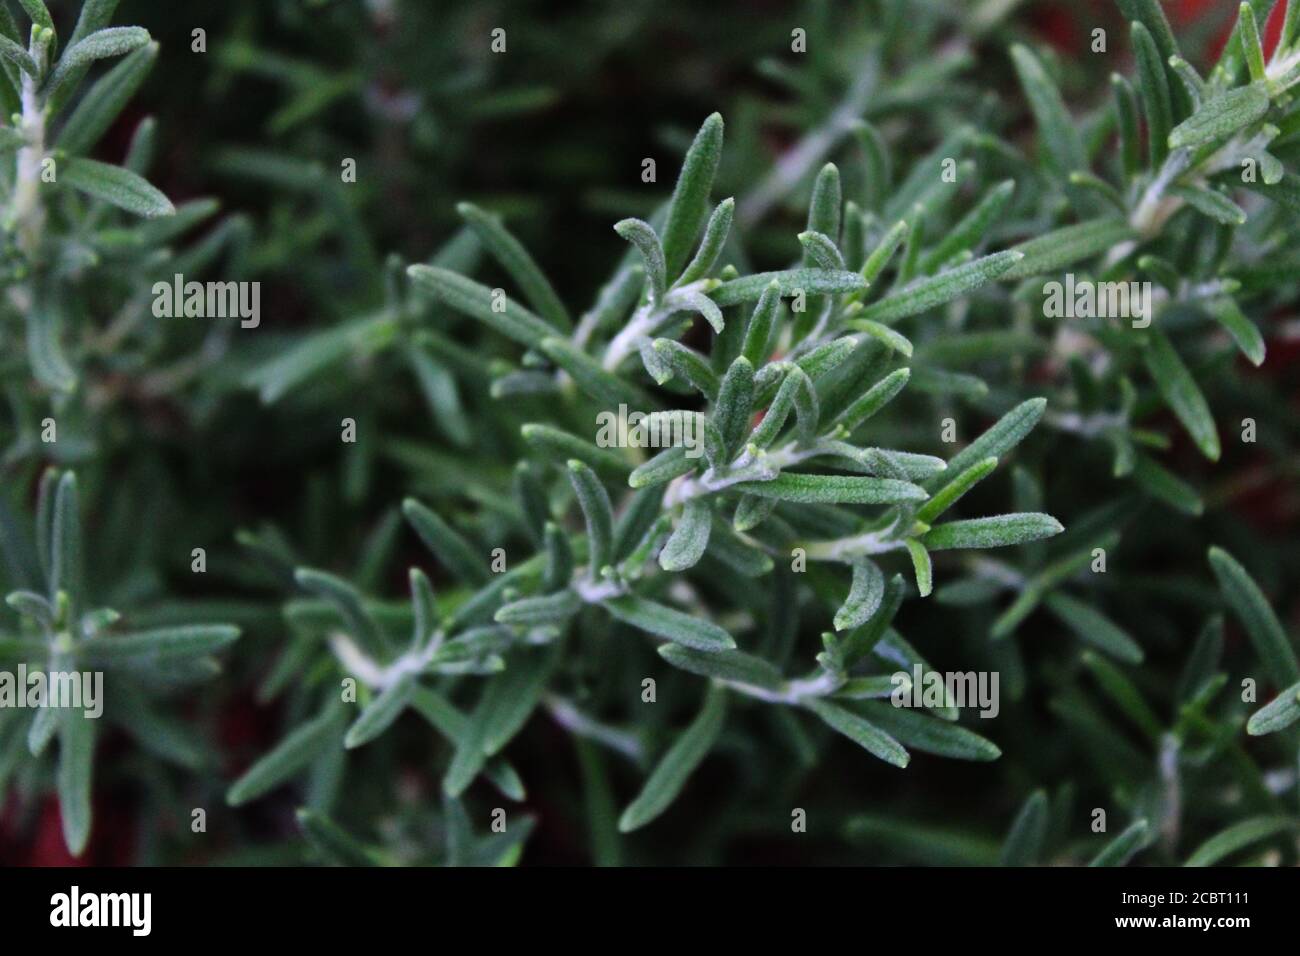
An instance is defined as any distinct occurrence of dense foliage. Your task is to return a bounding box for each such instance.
[1,0,1298,866]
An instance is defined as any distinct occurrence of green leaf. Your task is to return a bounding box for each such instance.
[56,40,156,154]
[442,793,473,862]
[479,648,555,756]
[297,809,383,866]
[1177,615,1224,701]
[0,34,37,76]
[1168,82,1270,150]
[1142,330,1220,460]
[1169,184,1247,225]
[924,398,1045,492]
[805,162,842,246]
[834,559,885,631]
[602,593,735,652]
[792,335,858,382]
[344,675,416,749]
[920,180,1016,272]
[677,197,734,285]
[834,367,911,434]
[458,202,571,331]
[61,157,174,217]
[244,314,390,404]
[28,689,59,755]
[1080,651,1163,740]
[521,423,630,479]
[849,320,913,357]
[748,368,801,448]
[710,268,866,307]
[904,539,933,597]
[112,688,204,770]
[733,493,776,532]
[857,250,1023,323]
[660,112,724,278]
[678,293,732,345]
[652,339,719,395]
[65,2,122,54]
[1044,593,1144,664]
[1208,546,1300,687]
[1112,73,1141,177]
[713,356,754,457]
[409,348,471,446]
[539,336,642,407]
[851,120,891,210]
[57,708,95,855]
[1246,680,1300,736]
[6,590,53,628]
[1010,44,1085,180]
[17,0,54,32]
[294,568,391,658]
[1132,453,1202,515]
[1088,819,1150,867]
[79,624,240,666]
[409,568,438,645]
[909,365,988,399]
[1185,816,1297,866]
[1284,0,1300,51]
[798,230,844,270]
[916,457,997,524]
[543,522,575,592]
[619,686,727,832]
[1133,22,1172,167]
[616,504,672,575]
[658,643,783,689]
[26,299,77,393]
[442,658,551,796]
[1236,1,1267,83]
[46,27,152,104]
[856,702,1001,761]
[614,218,667,304]
[859,218,908,286]
[733,472,926,505]
[49,472,82,612]
[495,589,580,626]
[430,624,511,667]
[805,698,909,768]
[35,468,57,583]
[226,706,343,806]
[1168,54,1206,107]
[402,497,490,585]
[1117,0,1181,70]
[999,790,1048,866]
[1205,297,1265,366]
[1001,218,1135,280]
[628,445,696,490]
[922,513,1063,550]
[844,814,999,865]
[659,498,712,571]
[568,460,614,578]
[407,264,554,349]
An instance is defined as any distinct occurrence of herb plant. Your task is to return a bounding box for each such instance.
[1,0,1298,868]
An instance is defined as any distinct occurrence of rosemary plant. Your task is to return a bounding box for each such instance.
[1,0,243,858]
[1,0,1298,868]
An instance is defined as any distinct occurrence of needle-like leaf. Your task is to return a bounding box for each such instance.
[619,686,727,832]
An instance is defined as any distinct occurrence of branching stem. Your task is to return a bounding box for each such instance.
[10,30,51,259]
